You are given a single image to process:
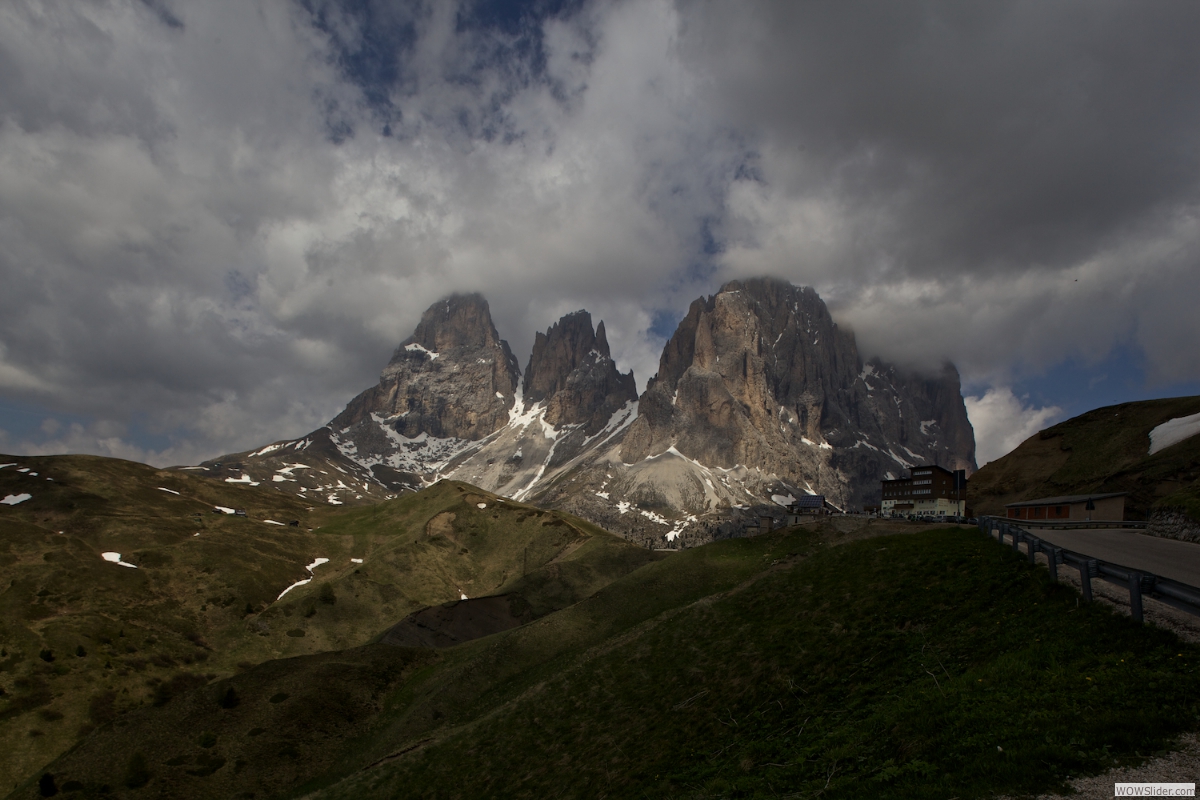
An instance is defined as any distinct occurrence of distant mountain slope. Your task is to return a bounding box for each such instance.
[189,278,977,547]
[0,454,654,792]
[967,395,1200,517]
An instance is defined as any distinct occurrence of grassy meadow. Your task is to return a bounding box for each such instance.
[0,455,655,794]
[12,516,1200,799]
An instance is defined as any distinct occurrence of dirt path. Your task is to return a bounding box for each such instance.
[997,732,1200,799]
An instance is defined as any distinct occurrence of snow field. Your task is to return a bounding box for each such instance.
[1149,412,1200,455]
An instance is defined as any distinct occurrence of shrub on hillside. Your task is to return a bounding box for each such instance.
[124,752,150,788]
[319,582,336,605]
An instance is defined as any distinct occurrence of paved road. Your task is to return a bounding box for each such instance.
[1016,527,1200,587]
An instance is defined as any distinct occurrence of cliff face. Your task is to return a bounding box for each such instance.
[619,278,975,507]
[523,311,638,435]
[331,294,520,441]
[322,303,640,497]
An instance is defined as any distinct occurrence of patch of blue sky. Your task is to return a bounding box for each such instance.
[0,398,178,457]
[1010,342,1200,419]
[300,0,417,120]
[0,399,88,444]
[462,0,586,34]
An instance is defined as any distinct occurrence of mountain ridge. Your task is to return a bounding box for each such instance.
[190,277,976,545]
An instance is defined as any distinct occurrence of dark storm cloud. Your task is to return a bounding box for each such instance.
[689,1,1200,277]
[0,0,1196,467]
[683,2,1200,444]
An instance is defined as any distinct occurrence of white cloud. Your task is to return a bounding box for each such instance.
[1,1,1198,466]
[964,388,1061,466]
[0,0,737,463]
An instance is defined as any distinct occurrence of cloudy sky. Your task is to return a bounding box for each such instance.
[1,0,1198,468]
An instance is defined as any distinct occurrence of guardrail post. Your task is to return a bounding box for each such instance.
[1080,560,1096,603]
[1048,548,1061,582]
[1128,572,1144,623]
[1027,537,1037,565]
[1011,530,1020,552]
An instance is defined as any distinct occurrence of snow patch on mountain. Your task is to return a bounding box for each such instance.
[404,342,440,360]
[1149,412,1200,455]
[276,557,330,600]
[225,474,260,486]
[101,552,137,569]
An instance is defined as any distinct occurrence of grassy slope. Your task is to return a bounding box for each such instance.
[18,522,1200,800]
[0,455,655,793]
[967,396,1200,517]
[318,526,1200,800]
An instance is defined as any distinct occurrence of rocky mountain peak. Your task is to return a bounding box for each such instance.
[524,310,637,434]
[621,277,975,507]
[405,293,509,356]
[330,294,520,443]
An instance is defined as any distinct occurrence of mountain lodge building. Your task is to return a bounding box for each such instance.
[880,465,967,518]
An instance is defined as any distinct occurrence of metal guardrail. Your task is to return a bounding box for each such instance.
[977,516,1200,622]
[995,518,1148,531]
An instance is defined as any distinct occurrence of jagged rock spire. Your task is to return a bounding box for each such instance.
[524,310,637,435]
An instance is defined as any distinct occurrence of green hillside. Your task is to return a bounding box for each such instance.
[967,395,1200,517]
[0,455,655,793]
[14,520,1200,799]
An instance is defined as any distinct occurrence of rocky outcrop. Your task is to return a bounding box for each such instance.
[1146,508,1200,544]
[619,277,975,508]
[331,294,520,440]
[426,310,638,501]
[523,311,637,435]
